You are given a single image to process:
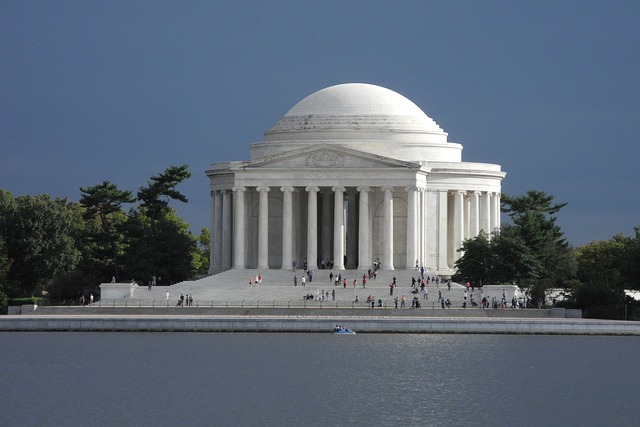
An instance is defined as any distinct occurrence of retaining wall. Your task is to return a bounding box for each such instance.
[1,315,638,335]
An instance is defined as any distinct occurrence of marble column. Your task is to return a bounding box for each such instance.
[381,186,394,270]
[212,190,223,273]
[209,191,219,274]
[357,186,371,269]
[320,189,332,260]
[256,186,270,270]
[453,190,465,261]
[469,191,480,238]
[481,192,492,235]
[405,186,417,269]
[221,190,232,269]
[332,186,345,270]
[491,192,501,232]
[281,186,294,270]
[420,188,428,268]
[437,190,449,271]
[306,186,319,270]
[346,188,358,269]
[232,186,246,269]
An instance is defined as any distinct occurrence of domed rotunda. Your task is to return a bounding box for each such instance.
[207,83,505,274]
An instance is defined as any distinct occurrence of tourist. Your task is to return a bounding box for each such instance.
[400,295,406,308]
[353,279,357,289]
[301,276,306,287]
[293,275,297,286]
[80,294,85,306]
[394,296,398,308]
[89,294,94,305]
[329,271,333,283]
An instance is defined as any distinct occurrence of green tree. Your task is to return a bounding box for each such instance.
[122,208,196,285]
[192,227,211,276]
[490,226,541,289]
[501,190,575,302]
[620,226,640,290]
[577,235,630,292]
[137,165,191,226]
[0,193,82,297]
[121,165,196,285]
[79,181,135,281]
[455,231,492,284]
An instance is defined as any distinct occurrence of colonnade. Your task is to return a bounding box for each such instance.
[209,185,500,274]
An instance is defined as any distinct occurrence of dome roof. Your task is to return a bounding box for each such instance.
[265,83,445,136]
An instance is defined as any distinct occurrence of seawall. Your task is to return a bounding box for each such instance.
[1,314,638,335]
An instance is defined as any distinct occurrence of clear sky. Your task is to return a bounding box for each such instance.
[2,1,638,246]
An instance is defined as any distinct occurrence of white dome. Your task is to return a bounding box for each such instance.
[252,83,461,163]
[265,83,445,136]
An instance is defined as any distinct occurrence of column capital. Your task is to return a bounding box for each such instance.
[331,185,346,193]
[305,185,319,193]
[381,186,395,193]
[280,186,295,193]
[232,186,246,192]
[472,190,482,196]
[256,186,271,193]
[356,186,371,193]
[404,185,418,192]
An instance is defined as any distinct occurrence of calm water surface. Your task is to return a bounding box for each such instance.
[1,333,638,426]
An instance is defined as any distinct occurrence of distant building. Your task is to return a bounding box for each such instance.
[207,83,505,273]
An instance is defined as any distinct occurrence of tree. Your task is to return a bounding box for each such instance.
[490,226,541,289]
[122,208,196,285]
[137,165,191,225]
[576,235,630,292]
[79,181,134,281]
[0,193,82,297]
[120,165,196,285]
[192,228,211,276]
[501,190,575,300]
[454,232,491,284]
[620,226,640,290]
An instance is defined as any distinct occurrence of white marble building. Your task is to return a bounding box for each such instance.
[207,83,505,274]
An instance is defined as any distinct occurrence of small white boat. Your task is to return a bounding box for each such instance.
[333,327,356,335]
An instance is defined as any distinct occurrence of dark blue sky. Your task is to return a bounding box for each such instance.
[2,1,638,246]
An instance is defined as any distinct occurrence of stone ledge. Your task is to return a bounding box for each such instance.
[1,315,638,335]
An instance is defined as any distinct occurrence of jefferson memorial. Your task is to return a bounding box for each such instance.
[207,83,505,274]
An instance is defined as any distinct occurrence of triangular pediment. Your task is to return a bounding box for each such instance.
[235,144,420,170]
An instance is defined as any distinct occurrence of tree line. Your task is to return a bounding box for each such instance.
[0,165,209,306]
[1,180,638,318]
[454,190,640,318]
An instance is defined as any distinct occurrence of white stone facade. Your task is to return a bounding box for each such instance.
[207,83,505,274]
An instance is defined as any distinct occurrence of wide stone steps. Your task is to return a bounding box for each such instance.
[100,268,518,309]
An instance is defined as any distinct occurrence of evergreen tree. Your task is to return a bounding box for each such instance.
[79,181,134,281]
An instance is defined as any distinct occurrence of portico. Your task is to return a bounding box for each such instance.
[207,83,505,274]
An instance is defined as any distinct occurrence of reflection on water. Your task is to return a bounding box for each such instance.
[1,333,638,426]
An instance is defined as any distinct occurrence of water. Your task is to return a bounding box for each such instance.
[1,333,638,426]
